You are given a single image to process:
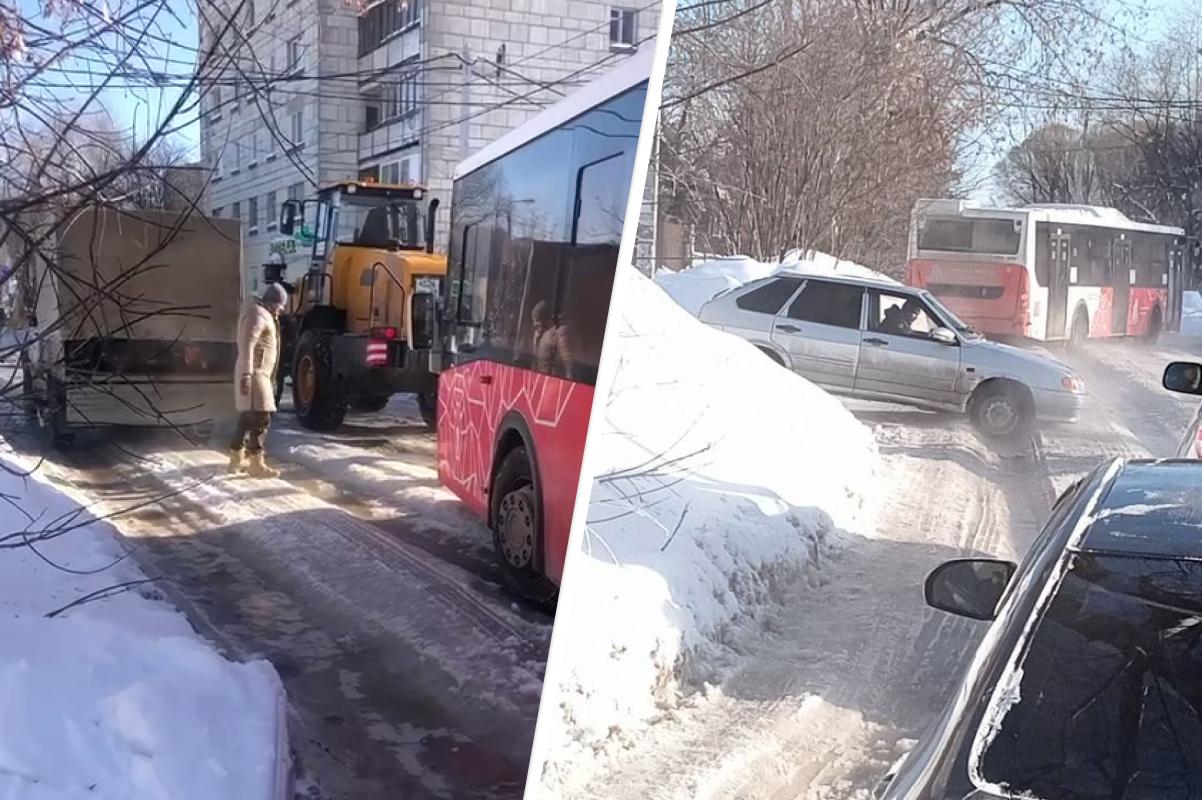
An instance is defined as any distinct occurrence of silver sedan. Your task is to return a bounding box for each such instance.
[697,272,1086,439]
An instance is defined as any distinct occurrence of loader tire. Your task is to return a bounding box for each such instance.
[417,389,437,429]
[292,331,347,432]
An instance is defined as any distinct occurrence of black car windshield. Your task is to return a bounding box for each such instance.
[975,551,1202,799]
[922,291,981,338]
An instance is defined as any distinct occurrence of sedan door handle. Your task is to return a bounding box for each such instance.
[776,323,801,333]
[864,337,889,346]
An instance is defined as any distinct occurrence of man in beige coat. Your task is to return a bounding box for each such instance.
[229,282,288,477]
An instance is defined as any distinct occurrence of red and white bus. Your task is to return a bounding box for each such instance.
[907,199,1187,343]
[433,47,652,603]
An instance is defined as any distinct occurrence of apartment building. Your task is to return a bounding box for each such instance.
[200,0,658,295]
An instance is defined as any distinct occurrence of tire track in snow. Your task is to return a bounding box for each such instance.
[24,433,544,800]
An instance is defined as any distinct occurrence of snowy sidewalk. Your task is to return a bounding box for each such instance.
[0,448,289,800]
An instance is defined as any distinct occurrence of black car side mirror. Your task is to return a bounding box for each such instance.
[1164,361,1202,395]
[924,558,1016,621]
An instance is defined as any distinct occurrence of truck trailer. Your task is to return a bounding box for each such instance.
[20,207,242,445]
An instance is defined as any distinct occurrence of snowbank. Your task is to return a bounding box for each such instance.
[654,249,898,315]
[534,269,878,796]
[0,451,287,800]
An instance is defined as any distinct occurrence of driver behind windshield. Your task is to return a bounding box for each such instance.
[357,206,391,248]
[880,299,922,335]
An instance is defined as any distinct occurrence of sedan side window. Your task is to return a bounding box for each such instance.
[735,277,803,314]
[785,281,862,328]
[871,291,940,338]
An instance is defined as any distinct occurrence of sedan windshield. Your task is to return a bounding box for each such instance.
[975,551,1202,799]
[923,291,981,338]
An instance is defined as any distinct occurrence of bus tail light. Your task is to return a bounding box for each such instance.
[366,340,389,367]
[370,326,398,340]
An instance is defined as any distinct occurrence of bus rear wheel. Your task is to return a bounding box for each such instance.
[1144,306,1163,345]
[491,446,557,607]
[1069,311,1089,349]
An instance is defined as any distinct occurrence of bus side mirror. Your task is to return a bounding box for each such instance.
[279,200,301,235]
[411,292,436,350]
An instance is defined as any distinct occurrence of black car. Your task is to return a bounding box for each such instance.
[877,458,1202,800]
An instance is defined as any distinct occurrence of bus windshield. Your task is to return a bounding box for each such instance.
[917,215,1022,257]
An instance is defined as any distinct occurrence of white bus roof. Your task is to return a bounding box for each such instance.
[915,198,1185,237]
[453,41,654,180]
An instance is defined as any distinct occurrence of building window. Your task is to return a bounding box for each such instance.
[232,139,242,173]
[609,8,637,48]
[231,201,241,227]
[287,35,303,74]
[248,197,259,235]
[289,109,304,147]
[364,97,381,131]
[210,85,222,121]
[381,64,419,122]
[400,158,412,183]
[266,191,277,230]
[248,133,259,167]
[358,0,422,57]
[246,0,255,27]
[288,182,304,201]
[360,165,380,183]
[212,206,223,218]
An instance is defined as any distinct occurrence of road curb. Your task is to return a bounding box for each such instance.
[270,685,293,800]
[1028,430,1057,512]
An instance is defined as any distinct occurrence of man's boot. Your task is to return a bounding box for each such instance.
[228,449,245,474]
[246,451,281,479]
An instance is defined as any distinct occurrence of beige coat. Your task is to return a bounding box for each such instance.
[234,300,280,413]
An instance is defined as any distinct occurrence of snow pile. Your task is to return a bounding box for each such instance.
[654,249,898,315]
[534,269,878,795]
[0,451,287,800]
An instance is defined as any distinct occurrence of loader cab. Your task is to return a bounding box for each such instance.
[277,180,444,334]
[279,180,440,268]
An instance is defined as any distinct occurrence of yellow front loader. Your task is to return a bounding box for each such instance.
[274,180,446,431]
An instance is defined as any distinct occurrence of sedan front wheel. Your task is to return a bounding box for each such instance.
[969,383,1032,440]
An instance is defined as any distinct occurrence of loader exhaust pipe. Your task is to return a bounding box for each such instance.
[425,198,440,254]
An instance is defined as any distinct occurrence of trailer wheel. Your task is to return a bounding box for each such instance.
[417,390,437,429]
[292,330,347,432]
[491,446,557,608]
[351,395,390,413]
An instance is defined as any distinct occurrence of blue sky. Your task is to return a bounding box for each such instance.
[82,0,1200,177]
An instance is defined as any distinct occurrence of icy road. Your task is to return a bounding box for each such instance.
[16,396,550,800]
[567,336,1202,800]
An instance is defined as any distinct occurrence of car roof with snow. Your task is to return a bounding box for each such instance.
[1079,460,1202,559]
[772,269,913,290]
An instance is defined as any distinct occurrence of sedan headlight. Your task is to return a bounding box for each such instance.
[1061,375,1086,393]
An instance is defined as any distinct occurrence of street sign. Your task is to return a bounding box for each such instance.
[269,237,299,257]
